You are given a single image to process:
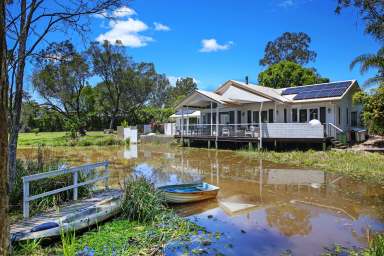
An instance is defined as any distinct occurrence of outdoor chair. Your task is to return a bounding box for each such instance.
[245,126,257,137]
[222,127,230,136]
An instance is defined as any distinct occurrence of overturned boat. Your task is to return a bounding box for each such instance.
[158,182,219,203]
[11,190,123,242]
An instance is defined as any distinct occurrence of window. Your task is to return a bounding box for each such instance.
[261,111,268,123]
[320,107,326,124]
[253,111,259,124]
[299,109,308,123]
[229,111,234,124]
[268,109,274,123]
[237,111,241,124]
[309,108,318,120]
[338,107,341,125]
[346,108,349,125]
[292,108,298,122]
[284,109,287,123]
[351,111,357,126]
[247,110,252,124]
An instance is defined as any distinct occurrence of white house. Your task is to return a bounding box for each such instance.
[173,79,364,148]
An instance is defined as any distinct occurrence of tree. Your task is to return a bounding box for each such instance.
[354,85,384,135]
[0,0,8,254]
[32,41,92,135]
[88,40,129,129]
[258,61,330,89]
[148,74,172,108]
[259,32,317,66]
[168,77,197,107]
[336,0,384,41]
[350,47,384,86]
[6,0,128,195]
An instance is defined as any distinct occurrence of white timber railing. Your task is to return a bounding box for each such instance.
[176,123,325,139]
[22,161,110,219]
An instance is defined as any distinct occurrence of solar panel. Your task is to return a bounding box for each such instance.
[281,81,352,100]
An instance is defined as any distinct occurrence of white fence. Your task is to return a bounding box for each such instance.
[22,161,109,219]
[261,123,324,139]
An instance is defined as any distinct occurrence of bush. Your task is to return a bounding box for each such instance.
[121,176,166,223]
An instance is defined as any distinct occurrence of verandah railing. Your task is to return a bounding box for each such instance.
[176,123,261,137]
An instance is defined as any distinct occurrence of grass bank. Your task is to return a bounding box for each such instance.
[18,131,124,147]
[238,149,384,185]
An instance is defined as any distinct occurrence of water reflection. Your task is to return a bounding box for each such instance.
[17,145,384,255]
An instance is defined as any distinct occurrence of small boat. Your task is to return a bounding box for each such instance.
[11,190,122,242]
[158,183,219,203]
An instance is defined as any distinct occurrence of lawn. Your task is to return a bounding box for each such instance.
[18,131,124,147]
[238,149,384,185]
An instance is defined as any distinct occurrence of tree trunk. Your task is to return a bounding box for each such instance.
[0,0,9,253]
[8,0,27,193]
[109,114,116,130]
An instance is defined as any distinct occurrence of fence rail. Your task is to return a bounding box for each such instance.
[23,161,110,219]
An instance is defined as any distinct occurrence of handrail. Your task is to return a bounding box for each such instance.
[327,123,343,133]
[23,161,109,219]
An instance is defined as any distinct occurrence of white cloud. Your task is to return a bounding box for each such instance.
[112,6,136,17]
[199,38,233,52]
[278,0,294,7]
[154,22,171,31]
[168,76,199,86]
[93,10,108,19]
[96,18,153,47]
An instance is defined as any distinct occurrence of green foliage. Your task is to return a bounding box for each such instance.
[168,77,197,107]
[259,32,317,66]
[258,60,329,88]
[336,0,384,41]
[350,47,384,87]
[61,229,76,256]
[359,86,384,135]
[120,120,129,128]
[121,176,166,223]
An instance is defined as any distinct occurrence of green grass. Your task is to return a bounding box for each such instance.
[18,131,123,147]
[238,149,384,185]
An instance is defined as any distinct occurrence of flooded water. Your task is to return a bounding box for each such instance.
[18,144,384,255]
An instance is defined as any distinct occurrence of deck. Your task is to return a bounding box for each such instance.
[175,123,331,149]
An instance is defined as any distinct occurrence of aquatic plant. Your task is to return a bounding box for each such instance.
[61,229,76,256]
[121,176,166,223]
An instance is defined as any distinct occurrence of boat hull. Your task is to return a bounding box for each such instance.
[159,183,219,204]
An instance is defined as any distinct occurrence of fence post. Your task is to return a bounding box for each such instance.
[73,171,78,201]
[104,162,109,190]
[23,178,29,219]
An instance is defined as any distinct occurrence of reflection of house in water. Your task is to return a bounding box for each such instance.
[267,169,324,186]
[123,144,138,159]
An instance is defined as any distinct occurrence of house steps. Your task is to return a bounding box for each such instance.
[330,138,348,149]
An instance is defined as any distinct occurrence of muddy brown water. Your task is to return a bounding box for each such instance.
[18,144,384,255]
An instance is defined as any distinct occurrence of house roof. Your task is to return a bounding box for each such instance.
[170,110,200,118]
[175,79,359,109]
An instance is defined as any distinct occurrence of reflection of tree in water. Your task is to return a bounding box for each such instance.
[266,204,312,237]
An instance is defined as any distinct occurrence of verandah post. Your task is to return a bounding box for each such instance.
[73,171,78,200]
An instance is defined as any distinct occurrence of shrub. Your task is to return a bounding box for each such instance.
[121,176,166,223]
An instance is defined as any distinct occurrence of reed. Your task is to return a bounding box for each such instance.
[121,176,166,223]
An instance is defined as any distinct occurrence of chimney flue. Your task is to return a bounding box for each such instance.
[245,76,249,84]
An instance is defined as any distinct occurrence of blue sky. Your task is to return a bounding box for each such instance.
[27,0,381,94]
